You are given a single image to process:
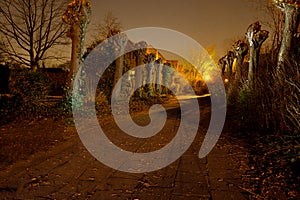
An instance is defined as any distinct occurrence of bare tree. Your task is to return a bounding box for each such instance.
[84,12,122,62]
[0,0,68,71]
[233,40,248,82]
[94,11,122,42]
[248,0,284,60]
[273,0,300,71]
[246,21,269,89]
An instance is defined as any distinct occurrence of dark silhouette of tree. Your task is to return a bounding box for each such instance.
[0,0,68,71]
[84,12,122,59]
[94,11,122,42]
[233,40,248,82]
[218,51,235,77]
[272,0,300,71]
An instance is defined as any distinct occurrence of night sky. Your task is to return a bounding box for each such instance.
[88,0,271,58]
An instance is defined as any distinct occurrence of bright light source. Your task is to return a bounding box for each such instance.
[224,78,229,83]
[204,75,211,81]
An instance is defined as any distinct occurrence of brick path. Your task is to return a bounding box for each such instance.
[0,98,247,199]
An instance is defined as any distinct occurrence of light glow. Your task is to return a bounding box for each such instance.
[204,75,211,82]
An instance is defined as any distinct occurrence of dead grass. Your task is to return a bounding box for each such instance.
[226,57,300,199]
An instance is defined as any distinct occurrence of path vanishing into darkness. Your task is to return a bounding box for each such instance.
[0,97,248,200]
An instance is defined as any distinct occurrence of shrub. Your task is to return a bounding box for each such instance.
[228,57,299,133]
[95,89,110,116]
[9,69,53,118]
[227,56,300,199]
[0,95,16,125]
[253,60,299,133]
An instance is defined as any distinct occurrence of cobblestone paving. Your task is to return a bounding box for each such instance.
[0,98,247,199]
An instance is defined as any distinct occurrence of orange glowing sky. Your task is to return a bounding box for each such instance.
[88,0,272,59]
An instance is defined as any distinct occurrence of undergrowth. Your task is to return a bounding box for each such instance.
[227,58,300,199]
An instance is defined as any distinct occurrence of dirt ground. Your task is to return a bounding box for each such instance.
[0,118,76,170]
[0,98,298,199]
[0,97,253,199]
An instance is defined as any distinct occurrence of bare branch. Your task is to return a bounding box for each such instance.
[273,0,300,9]
[96,11,122,40]
[0,0,68,69]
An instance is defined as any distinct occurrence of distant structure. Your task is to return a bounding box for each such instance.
[95,38,180,98]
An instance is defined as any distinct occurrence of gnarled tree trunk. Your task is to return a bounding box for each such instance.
[274,2,299,72]
[246,22,269,89]
[233,40,248,82]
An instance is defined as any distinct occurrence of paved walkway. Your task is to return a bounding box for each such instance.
[0,98,247,199]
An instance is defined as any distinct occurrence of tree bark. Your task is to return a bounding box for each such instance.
[277,4,299,72]
[234,41,248,82]
[67,25,81,89]
[235,56,244,81]
[246,22,269,89]
[63,0,91,91]
[226,51,235,77]
[248,46,261,88]
[218,56,226,76]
